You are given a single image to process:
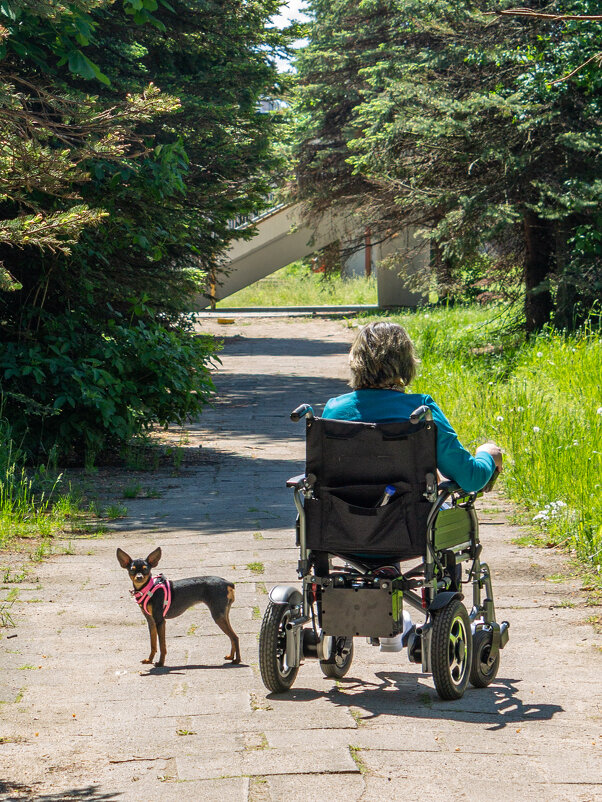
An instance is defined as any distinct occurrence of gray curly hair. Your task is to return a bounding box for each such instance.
[348,321,419,390]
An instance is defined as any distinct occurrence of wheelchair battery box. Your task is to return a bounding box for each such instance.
[320,576,403,638]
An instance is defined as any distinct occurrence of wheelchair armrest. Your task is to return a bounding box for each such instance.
[482,467,500,493]
[438,479,461,494]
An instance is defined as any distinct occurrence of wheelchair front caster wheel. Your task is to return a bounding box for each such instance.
[259,601,299,693]
[431,598,472,700]
[470,628,500,688]
[320,636,354,679]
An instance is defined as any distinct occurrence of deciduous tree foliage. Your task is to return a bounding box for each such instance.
[293,0,602,330]
[0,0,287,457]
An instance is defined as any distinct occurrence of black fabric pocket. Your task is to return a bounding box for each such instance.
[305,481,425,559]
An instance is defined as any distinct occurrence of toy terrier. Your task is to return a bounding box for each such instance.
[117,546,240,667]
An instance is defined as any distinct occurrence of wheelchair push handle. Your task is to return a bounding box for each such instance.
[291,404,315,422]
[409,404,433,424]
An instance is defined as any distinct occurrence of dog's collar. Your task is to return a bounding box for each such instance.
[132,574,171,616]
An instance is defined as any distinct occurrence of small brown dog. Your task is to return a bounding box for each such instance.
[117,547,240,667]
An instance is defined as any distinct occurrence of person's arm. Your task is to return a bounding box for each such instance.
[426,396,497,492]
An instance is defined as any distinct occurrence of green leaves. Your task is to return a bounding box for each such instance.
[0,310,221,458]
[67,50,110,84]
[0,0,285,458]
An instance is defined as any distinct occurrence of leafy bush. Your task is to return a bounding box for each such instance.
[1,309,220,460]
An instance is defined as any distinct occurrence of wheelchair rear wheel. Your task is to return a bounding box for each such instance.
[469,628,500,688]
[320,636,354,679]
[431,598,472,700]
[259,601,299,693]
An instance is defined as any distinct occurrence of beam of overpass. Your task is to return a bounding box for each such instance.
[196,203,428,309]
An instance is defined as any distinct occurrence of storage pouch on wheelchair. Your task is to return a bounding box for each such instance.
[305,481,429,559]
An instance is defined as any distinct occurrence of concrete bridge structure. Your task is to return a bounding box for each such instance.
[197,203,429,309]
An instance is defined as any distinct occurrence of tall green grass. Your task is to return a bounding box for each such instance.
[368,306,602,573]
[0,420,78,553]
[217,263,377,307]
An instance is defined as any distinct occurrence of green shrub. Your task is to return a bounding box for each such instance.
[1,309,220,461]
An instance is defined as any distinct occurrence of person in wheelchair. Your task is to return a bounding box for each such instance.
[258,321,509,701]
[323,320,503,492]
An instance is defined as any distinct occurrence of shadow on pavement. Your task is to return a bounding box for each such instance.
[204,373,350,438]
[105,450,300,534]
[270,674,563,731]
[0,782,121,801]
[204,335,352,359]
[142,662,249,675]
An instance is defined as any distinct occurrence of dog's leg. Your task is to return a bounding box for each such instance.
[214,613,240,663]
[143,614,157,664]
[155,620,167,667]
[211,587,240,664]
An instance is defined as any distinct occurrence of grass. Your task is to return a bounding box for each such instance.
[0,419,89,567]
[361,305,602,576]
[217,262,377,308]
[102,503,127,519]
[348,745,369,775]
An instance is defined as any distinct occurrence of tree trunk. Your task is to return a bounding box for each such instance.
[432,241,454,303]
[523,210,554,333]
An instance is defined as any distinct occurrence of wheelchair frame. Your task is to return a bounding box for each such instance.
[259,403,509,700]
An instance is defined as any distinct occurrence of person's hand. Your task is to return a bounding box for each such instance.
[476,441,503,472]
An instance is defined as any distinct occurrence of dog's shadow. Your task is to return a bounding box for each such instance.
[143,661,248,676]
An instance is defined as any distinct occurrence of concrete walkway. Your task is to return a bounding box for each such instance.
[1,317,600,801]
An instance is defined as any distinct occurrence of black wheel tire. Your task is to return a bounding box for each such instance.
[320,636,354,679]
[431,598,472,701]
[259,601,299,693]
[470,627,500,688]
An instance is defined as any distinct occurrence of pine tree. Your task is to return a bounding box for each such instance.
[294,0,602,330]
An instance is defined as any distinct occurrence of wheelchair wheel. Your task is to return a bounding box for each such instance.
[431,598,472,700]
[320,636,354,679]
[470,628,500,688]
[259,601,299,693]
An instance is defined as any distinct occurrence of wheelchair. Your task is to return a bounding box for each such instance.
[258,403,509,701]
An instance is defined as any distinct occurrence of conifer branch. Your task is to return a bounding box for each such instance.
[498,9,602,21]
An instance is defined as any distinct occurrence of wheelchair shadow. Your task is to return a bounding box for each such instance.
[275,673,563,731]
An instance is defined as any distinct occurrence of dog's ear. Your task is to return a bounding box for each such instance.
[116,548,132,569]
[147,547,162,567]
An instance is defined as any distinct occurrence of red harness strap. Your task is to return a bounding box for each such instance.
[132,574,172,617]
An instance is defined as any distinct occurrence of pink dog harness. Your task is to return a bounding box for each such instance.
[132,574,172,617]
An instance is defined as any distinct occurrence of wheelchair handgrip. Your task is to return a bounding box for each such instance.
[291,404,314,422]
[409,404,433,424]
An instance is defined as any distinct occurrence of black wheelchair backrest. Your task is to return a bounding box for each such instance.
[303,416,437,560]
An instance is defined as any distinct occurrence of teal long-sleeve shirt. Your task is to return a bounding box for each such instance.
[322,389,495,493]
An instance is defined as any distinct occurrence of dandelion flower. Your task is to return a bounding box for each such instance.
[533,426,540,433]
[496,415,504,422]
